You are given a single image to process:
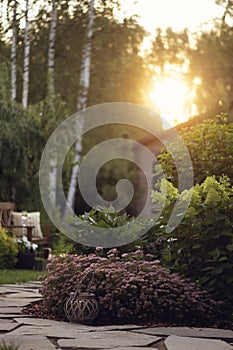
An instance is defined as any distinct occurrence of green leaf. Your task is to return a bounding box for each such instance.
[226,244,233,252]
[193,244,201,249]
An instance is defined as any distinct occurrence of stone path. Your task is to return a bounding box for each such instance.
[0,282,232,350]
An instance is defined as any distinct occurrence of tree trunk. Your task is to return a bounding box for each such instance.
[11,0,17,103]
[66,0,95,213]
[22,0,30,108]
[47,0,57,103]
[47,0,57,207]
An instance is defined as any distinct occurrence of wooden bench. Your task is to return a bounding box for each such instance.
[0,202,50,248]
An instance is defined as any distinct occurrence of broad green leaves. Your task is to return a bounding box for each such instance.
[148,176,233,315]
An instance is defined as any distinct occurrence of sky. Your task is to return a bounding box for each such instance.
[1,0,224,35]
[120,0,224,33]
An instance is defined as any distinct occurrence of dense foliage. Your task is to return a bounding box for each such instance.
[0,226,18,269]
[39,250,222,325]
[155,114,233,186]
[69,206,144,255]
[148,176,233,315]
[0,100,68,217]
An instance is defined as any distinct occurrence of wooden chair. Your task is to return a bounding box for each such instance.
[0,202,50,248]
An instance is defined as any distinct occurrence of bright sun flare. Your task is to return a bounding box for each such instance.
[149,76,197,127]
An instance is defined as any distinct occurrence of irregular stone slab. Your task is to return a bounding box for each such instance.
[0,288,25,295]
[12,318,143,333]
[19,283,41,289]
[0,284,39,289]
[24,281,41,285]
[13,317,88,328]
[0,288,41,298]
[0,314,36,319]
[58,331,161,348]
[0,299,38,307]
[0,319,15,323]
[10,324,94,337]
[6,292,41,299]
[0,307,22,314]
[12,318,140,331]
[88,324,142,331]
[134,327,233,341]
[0,284,40,292]
[165,335,233,350]
[0,320,20,331]
[109,348,158,350]
[0,334,57,350]
[0,284,26,288]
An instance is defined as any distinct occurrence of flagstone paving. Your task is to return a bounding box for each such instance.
[134,326,233,341]
[0,334,57,350]
[0,320,20,332]
[164,335,233,350]
[0,281,232,350]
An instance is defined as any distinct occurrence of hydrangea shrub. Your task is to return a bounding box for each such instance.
[150,176,233,310]
[39,250,222,325]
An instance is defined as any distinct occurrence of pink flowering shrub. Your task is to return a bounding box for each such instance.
[39,250,222,325]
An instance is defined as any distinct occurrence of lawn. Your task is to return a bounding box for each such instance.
[0,269,47,284]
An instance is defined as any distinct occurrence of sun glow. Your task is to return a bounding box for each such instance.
[149,76,197,127]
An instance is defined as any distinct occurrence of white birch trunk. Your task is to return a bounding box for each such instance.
[11,0,17,103]
[22,0,30,108]
[66,0,95,213]
[47,0,57,207]
[47,0,57,101]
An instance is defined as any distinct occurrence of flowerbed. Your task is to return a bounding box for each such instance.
[33,249,224,326]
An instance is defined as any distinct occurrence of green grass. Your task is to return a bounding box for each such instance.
[0,269,47,284]
[0,341,19,350]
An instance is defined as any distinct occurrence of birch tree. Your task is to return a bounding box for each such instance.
[66,0,95,212]
[47,0,58,206]
[11,0,17,103]
[22,0,30,108]
[47,0,57,103]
